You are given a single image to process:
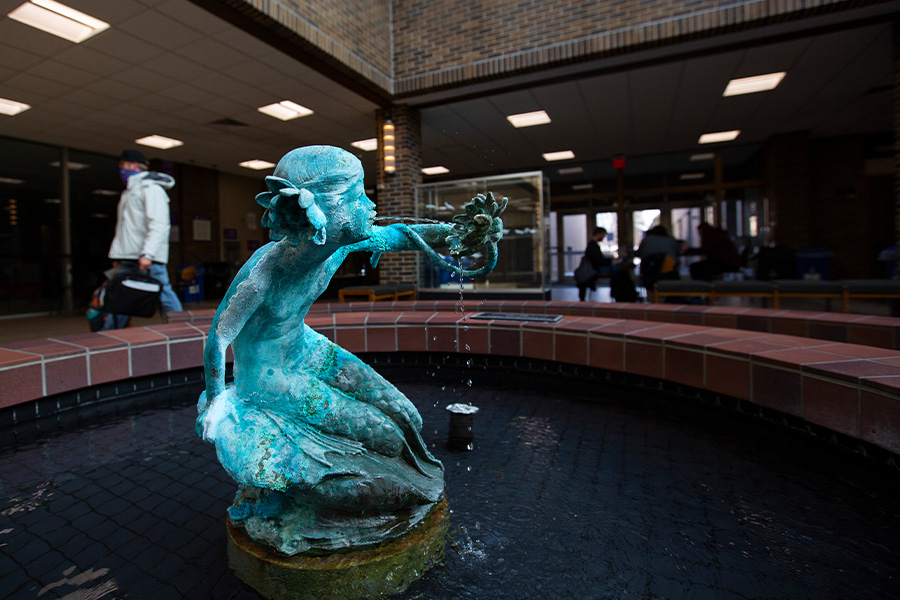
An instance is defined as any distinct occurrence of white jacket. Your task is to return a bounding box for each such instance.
[108,171,175,264]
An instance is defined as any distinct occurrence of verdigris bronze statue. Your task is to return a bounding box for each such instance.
[196,145,504,577]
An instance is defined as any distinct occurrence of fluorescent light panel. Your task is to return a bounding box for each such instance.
[572,183,593,190]
[8,0,109,43]
[239,159,276,170]
[557,167,583,175]
[0,177,25,184]
[543,150,575,162]
[698,130,739,144]
[135,135,183,150]
[507,110,551,128]
[690,153,714,161]
[422,166,449,175]
[351,138,378,151]
[680,173,705,180]
[258,100,313,121]
[723,72,786,97]
[0,97,31,116]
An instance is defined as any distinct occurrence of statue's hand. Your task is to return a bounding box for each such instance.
[446,192,507,256]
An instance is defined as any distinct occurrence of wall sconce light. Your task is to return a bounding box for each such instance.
[383,120,396,174]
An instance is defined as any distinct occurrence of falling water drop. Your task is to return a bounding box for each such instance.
[466,379,473,387]
[465,344,471,352]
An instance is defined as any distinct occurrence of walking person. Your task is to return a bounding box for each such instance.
[102,149,182,329]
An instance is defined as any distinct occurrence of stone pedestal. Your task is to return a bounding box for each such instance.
[226,499,449,600]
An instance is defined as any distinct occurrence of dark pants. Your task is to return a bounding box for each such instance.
[690,259,738,282]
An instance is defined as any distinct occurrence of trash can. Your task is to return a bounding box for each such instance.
[176,264,204,303]
[794,248,832,280]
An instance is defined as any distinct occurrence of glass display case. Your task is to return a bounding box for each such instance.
[416,172,550,299]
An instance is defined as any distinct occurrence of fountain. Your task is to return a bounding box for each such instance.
[194,145,506,599]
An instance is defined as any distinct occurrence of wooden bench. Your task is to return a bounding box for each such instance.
[653,279,900,312]
[338,283,417,303]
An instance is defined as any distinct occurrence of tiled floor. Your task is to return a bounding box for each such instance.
[1,363,898,599]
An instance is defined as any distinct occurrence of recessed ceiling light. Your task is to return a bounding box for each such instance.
[351,138,378,152]
[49,160,89,170]
[680,173,705,180]
[0,97,31,116]
[257,100,313,121]
[135,135,183,150]
[507,110,551,128]
[572,183,593,190]
[91,189,119,196]
[0,177,25,184]
[8,0,109,43]
[422,166,449,175]
[698,130,739,144]
[239,159,276,170]
[690,153,714,161]
[557,167,583,175]
[543,150,575,162]
[723,72,786,97]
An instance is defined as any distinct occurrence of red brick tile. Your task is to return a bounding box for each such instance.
[89,349,130,386]
[102,328,168,345]
[703,314,738,329]
[753,348,848,368]
[458,326,489,354]
[805,360,900,383]
[752,364,801,416]
[860,391,900,454]
[813,343,900,360]
[45,356,88,396]
[769,318,808,337]
[625,341,663,378]
[706,354,750,400]
[555,332,588,365]
[170,339,204,370]
[334,327,366,352]
[847,325,894,350]
[712,339,791,357]
[589,336,624,371]
[366,327,397,352]
[490,327,520,356]
[132,344,168,377]
[333,313,369,326]
[522,329,554,360]
[427,325,458,353]
[0,340,81,358]
[397,326,427,352]
[0,348,40,368]
[806,322,848,344]
[802,376,859,437]
[306,315,335,328]
[665,347,704,388]
[0,363,43,407]
[50,333,127,351]
[145,323,204,340]
[365,311,404,325]
[601,321,665,337]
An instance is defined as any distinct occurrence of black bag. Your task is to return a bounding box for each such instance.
[103,273,162,317]
[574,257,598,285]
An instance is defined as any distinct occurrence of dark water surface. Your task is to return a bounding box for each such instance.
[1,364,898,599]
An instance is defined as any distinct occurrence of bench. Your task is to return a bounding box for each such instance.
[337,283,417,303]
[653,279,900,312]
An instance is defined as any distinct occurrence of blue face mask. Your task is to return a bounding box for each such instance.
[119,167,141,184]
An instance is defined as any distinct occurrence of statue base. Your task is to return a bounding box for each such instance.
[226,499,449,600]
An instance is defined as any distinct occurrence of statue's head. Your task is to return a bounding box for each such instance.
[256,145,372,246]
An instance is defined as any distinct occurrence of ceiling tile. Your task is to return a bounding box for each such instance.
[110,65,175,93]
[52,46,131,77]
[27,60,101,88]
[157,0,231,36]
[81,77,147,102]
[70,0,147,24]
[117,11,198,51]
[86,28,167,64]
[0,42,43,72]
[3,72,71,98]
[157,82,217,105]
[176,37,248,69]
[142,52,208,82]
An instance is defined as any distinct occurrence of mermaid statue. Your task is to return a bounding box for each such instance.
[197,145,505,557]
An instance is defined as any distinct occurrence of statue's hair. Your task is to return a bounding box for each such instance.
[257,146,362,245]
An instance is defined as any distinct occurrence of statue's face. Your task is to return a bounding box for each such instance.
[334,177,376,243]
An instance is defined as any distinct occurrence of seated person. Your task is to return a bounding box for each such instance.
[636,225,682,291]
[683,222,742,281]
[576,227,613,301]
[610,259,639,303]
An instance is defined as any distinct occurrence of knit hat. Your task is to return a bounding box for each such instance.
[120,149,148,166]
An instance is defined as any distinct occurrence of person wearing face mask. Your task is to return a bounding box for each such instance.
[103,149,182,329]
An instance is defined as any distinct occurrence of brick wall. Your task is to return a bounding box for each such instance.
[228,0,392,91]
[376,105,422,284]
[393,0,857,94]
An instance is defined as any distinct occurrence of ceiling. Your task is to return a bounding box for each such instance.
[0,0,896,196]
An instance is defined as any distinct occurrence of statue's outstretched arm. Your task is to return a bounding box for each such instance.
[349,192,506,278]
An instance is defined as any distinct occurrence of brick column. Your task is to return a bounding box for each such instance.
[376,105,422,284]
